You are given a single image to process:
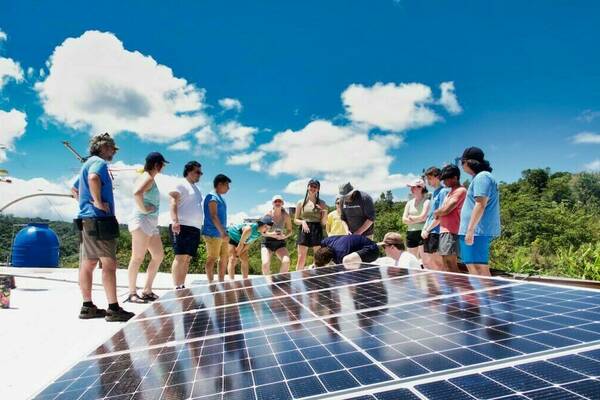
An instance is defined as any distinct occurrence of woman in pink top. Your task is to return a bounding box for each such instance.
[431,165,466,272]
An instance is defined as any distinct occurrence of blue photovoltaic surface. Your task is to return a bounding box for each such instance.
[33,264,600,400]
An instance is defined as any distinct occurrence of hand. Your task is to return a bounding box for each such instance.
[220,232,229,240]
[275,233,286,240]
[93,200,109,213]
[433,210,440,218]
[421,230,429,240]
[171,222,181,235]
[465,230,475,246]
[235,246,243,256]
[301,221,310,233]
[145,204,157,213]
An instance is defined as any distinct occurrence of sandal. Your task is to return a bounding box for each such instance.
[126,293,148,304]
[141,292,159,302]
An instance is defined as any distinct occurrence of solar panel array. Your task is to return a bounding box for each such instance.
[34,264,600,400]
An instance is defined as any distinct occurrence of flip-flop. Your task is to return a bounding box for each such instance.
[140,292,159,302]
[126,293,148,304]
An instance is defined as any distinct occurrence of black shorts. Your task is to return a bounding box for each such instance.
[406,230,424,248]
[262,239,287,252]
[356,245,380,263]
[229,238,239,246]
[297,222,323,247]
[423,232,440,253]
[170,224,200,256]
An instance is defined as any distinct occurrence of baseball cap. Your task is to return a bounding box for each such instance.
[145,152,169,165]
[272,194,284,203]
[307,178,320,188]
[406,178,425,188]
[461,147,485,163]
[258,215,274,226]
[377,232,405,246]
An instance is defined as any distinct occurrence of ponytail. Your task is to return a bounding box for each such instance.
[466,159,493,174]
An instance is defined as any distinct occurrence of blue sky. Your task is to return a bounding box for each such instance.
[1,1,599,222]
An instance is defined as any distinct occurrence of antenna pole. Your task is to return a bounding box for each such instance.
[62,141,87,163]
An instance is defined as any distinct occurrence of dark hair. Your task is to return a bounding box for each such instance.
[144,159,163,172]
[314,247,335,267]
[183,161,201,177]
[302,180,321,210]
[465,159,493,174]
[424,166,441,177]
[388,241,406,251]
[213,174,232,188]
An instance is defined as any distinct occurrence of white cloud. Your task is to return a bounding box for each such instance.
[584,159,600,172]
[572,132,600,144]
[228,211,251,225]
[577,109,600,123]
[218,121,258,151]
[195,125,219,145]
[227,151,265,172]
[439,81,462,115]
[35,30,208,142]
[0,109,27,161]
[167,140,191,151]
[39,68,46,78]
[251,200,273,215]
[26,66,34,78]
[0,57,24,90]
[218,97,242,112]
[341,82,440,132]
[0,29,6,41]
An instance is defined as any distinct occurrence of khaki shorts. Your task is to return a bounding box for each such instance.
[80,219,117,260]
[203,235,229,259]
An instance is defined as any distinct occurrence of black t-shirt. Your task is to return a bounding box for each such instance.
[321,235,377,264]
[341,191,375,236]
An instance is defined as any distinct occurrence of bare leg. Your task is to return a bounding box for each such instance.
[311,246,320,267]
[429,253,445,270]
[127,229,150,295]
[172,255,191,287]
[443,255,460,273]
[218,256,228,282]
[407,247,419,259]
[261,247,272,275]
[100,257,118,304]
[467,263,491,276]
[240,251,250,279]
[204,256,217,283]
[227,244,238,280]
[79,257,97,302]
[296,245,308,270]
[275,247,290,273]
[143,234,164,293]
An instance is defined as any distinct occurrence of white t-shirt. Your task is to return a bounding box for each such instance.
[395,252,422,270]
[173,179,203,229]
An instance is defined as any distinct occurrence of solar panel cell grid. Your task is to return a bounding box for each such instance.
[34,265,600,400]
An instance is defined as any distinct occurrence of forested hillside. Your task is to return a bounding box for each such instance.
[1,169,599,280]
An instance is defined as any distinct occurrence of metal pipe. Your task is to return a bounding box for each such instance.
[0,193,75,213]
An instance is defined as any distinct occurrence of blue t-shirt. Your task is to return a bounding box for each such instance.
[321,235,378,264]
[72,156,115,218]
[459,171,501,237]
[425,186,449,234]
[228,223,261,244]
[202,192,227,237]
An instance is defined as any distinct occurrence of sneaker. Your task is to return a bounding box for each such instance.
[79,304,107,319]
[105,307,135,322]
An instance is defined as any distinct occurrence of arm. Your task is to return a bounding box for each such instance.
[320,201,328,226]
[71,187,79,201]
[236,226,252,255]
[294,201,310,233]
[209,200,227,239]
[434,196,459,217]
[326,213,332,235]
[133,174,155,213]
[354,195,375,235]
[411,199,430,223]
[88,173,108,212]
[169,190,181,234]
[284,213,293,239]
[465,197,488,245]
[402,201,412,224]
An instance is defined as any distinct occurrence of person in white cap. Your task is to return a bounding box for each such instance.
[261,195,292,275]
[402,178,430,261]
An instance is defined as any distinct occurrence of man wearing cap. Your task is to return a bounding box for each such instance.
[429,165,466,273]
[421,167,449,270]
[227,216,274,280]
[378,232,422,270]
[459,147,501,276]
[71,133,134,322]
[313,234,380,268]
[338,182,376,239]
[261,195,292,275]
[168,161,204,289]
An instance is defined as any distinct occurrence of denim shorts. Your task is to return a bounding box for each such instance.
[458,235,492,264]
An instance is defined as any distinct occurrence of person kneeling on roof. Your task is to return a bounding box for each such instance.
[313,234,380,269]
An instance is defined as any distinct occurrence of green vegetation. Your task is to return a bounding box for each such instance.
[1,169,599,280]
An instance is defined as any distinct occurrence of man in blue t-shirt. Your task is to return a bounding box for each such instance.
[71,133,133,322]
[314,235,379,268]
[458,147,501,276]
[202,174,231,283]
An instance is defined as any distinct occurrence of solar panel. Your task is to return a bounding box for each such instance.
[33,263,600,400]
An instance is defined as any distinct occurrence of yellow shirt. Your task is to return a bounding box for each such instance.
[326,210,347,236]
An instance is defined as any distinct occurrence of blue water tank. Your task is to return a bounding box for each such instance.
[11,223,60,268]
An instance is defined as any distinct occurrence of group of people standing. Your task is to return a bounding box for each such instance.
[71,132,500,322]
